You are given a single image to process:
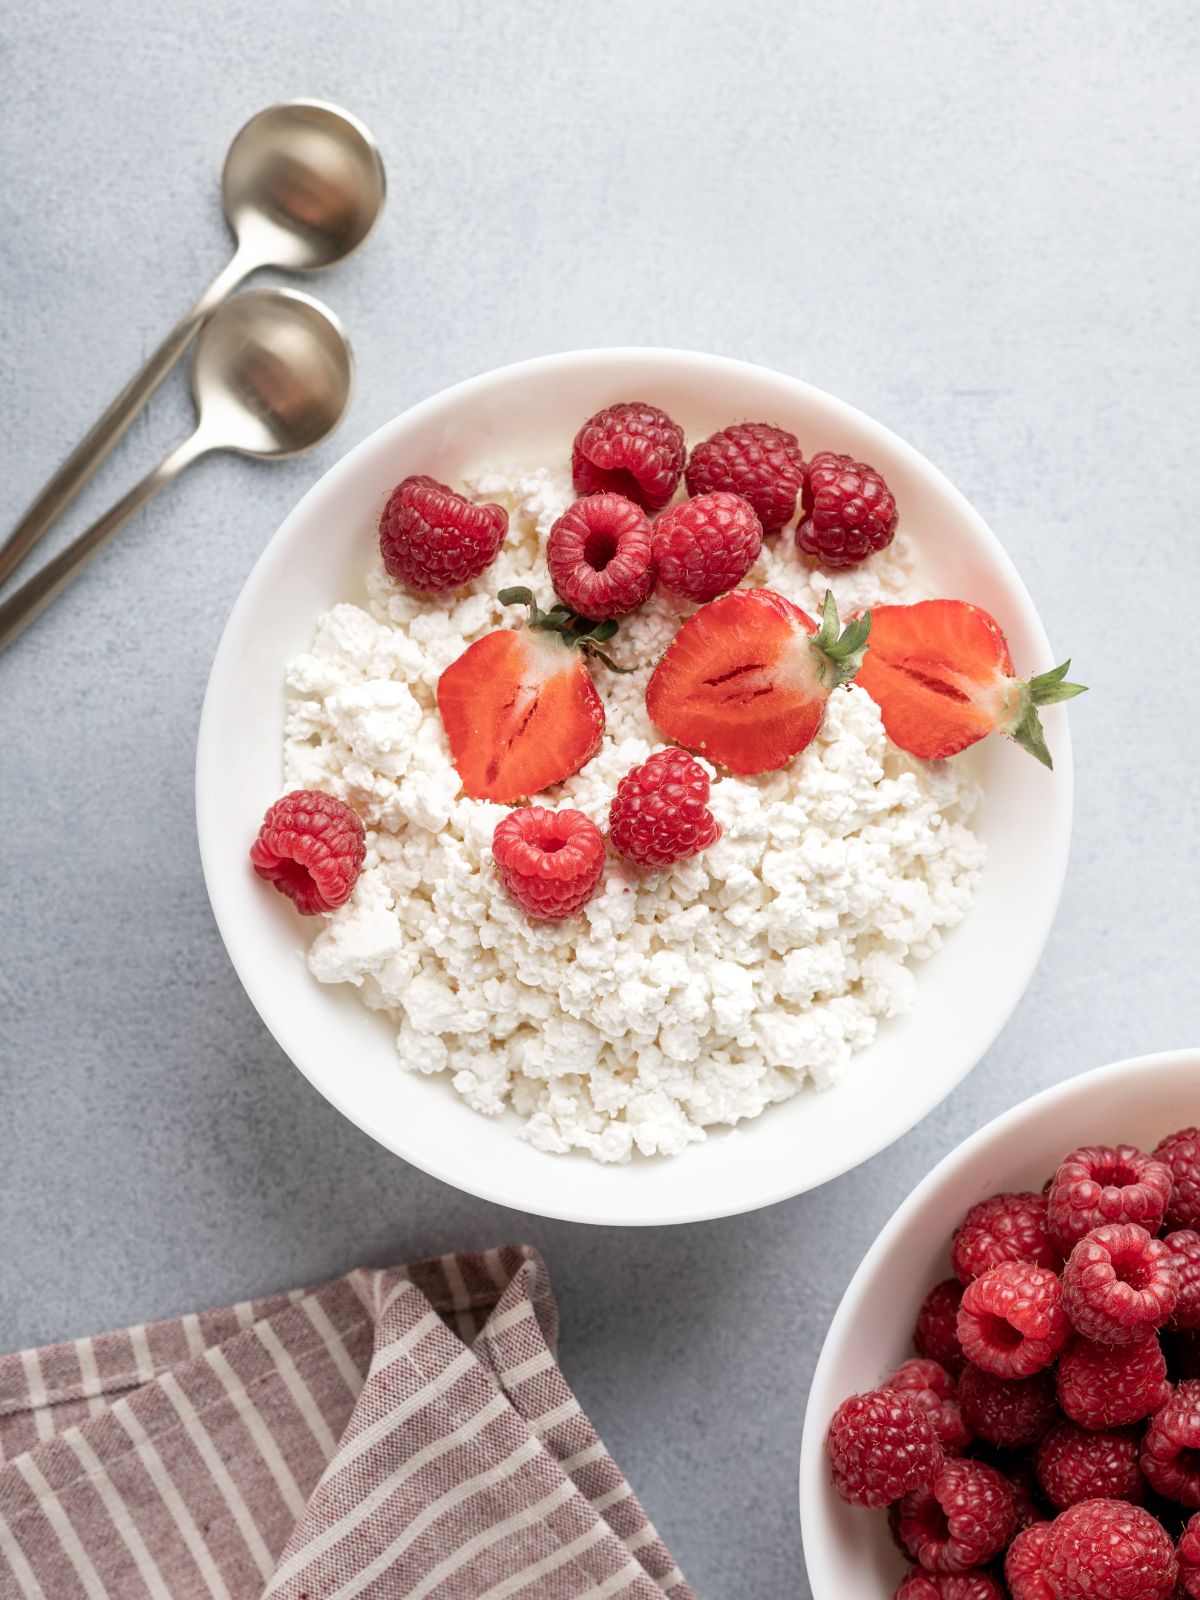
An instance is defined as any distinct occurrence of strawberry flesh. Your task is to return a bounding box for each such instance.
[855,600,1016,760]
[437,627,605,802]
[646,588,849,774]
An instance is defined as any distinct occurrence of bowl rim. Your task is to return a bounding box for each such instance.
[797,1045,1200,1591]
[196,344,1074,1225]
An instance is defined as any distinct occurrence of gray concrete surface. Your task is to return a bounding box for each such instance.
[2,3,1199,1594]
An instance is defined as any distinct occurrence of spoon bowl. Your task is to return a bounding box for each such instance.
[222,100,386,272]
[192,288,355,457]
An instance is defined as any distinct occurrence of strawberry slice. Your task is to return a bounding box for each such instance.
[854,599,1086,767]
[645,588,871,774]
[437,590,613,802]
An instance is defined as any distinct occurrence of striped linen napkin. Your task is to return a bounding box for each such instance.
[0,1245,693,1599]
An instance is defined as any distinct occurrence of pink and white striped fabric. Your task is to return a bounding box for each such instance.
[0,1245,693,1599]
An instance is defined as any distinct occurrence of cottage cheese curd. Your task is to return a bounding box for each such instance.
[282,466,986,1162]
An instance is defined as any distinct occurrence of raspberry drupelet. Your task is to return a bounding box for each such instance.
[1141,1380,1200,1507]
[895,1571,1006,1599]
[650,491,763,604]
[916,1279,968,1375]
[952,1192,1061,1286]
[895,1457,1016,1572]
[1179,1511,1200,1597]
[249,790,365,915]
[957,1261,1069,1379]
[1167,1231,1200,1330]
[378,475,508,594]
[546,493,656,620]
[608,748,721,870]
[684,421,807,534]
[885,1359,973,1454]
[1041,1498,1179,1600]
[1004,1522,1054,1600]
[1061,1224,1180,1346]
[1047,1144,1175,1256]
[797,450,898,567]
[826,1389,943,1508]
[1156,1128,1200,1232]
[570,401,685,512]
[1035,1421,1146,1510]
[491,807,605,922]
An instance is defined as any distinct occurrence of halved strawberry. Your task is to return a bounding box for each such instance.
[645,588,871,775]
[854,599,1085,767]
[437,590,613,803]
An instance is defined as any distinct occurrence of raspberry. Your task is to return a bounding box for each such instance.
[958,1364,1060,1448]
[650,491,763,604]
[608,748,721,869]
[885,1360,973,1454]
[1142,1381,1200,1507]
[684,421,807,534]
[1062,1225,1180,1346]
[1155,1129,1200,1232]
[952,1192,1061,1285]
[1167,1233,1200,1332]
[547,493,656,620]
[1047,1145,1174,1255]
[1056,1335,1172,1429]
[916,1279,968,1375]
[571,401,685,512]
[1005,1522,1054,1600]
[895,1458,1016,1572]
[1179,1511,1200,1597]
[958,1262,1069,1379]
[894,1572,1005,1599]
[1042,1499,1178,1600]
[826,1388,943,1508]
[249,790,365,915]
[797,450,898,567]
[378,475,507,594]
[491,807,605,922]
[1036,1421,1146,1510]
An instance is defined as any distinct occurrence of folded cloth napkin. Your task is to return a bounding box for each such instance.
[0,1245,693,1599]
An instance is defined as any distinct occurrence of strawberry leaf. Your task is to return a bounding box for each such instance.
[809,590,872,687]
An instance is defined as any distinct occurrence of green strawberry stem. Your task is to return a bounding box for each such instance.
[497,586,633,673]
[809,590,872,688]
[1004,659,1087,769]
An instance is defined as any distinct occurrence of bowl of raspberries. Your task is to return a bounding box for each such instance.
[800,1048,1200,1599]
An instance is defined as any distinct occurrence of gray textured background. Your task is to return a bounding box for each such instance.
[2,3,1198,1595]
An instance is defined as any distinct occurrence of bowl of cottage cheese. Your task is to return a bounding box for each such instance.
[197,348,1073,1224]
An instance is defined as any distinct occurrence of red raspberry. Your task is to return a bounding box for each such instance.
[684,422,807,534]
[952,1192,1061,1285]
[1167,1233,1200,1332]
[1042,1498,1178,1599]
[916,1279,968,1375]
[896,1457,1016,1572]
[895,1572,1005,1599]
[1179,1511,1200,1597]
[958,1364,1060,1448]
[1057,1334,1172,1429]
[608,748,721,869]
[491,807,605,922]
[650,491,763,604]
[1005,1522,1055,1600]
[826,1388,943,1508]
[1036,1421,1147,1510]
[249,790,365,915]
[885,1360,973,1454]
[1142,1382,1200,1507]
[1048,1144,1174,1255]
[1062,1225,1180,1346]
[797,450,898,567]
[571,401,685,512]
[378,475,507,594]
[958,1262,1069,1379]
[1156,1129,1200,1233]
[547,493,656,620]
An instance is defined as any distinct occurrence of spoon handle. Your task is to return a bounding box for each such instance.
[0,249,250,589]
[0,435,205,653]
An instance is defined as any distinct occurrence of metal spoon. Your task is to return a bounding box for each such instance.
[0,99,383,587]
[0,288,354,652]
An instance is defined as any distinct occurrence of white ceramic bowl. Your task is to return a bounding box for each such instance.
[196,347,1074,1226]
[799,1047,1200,1597]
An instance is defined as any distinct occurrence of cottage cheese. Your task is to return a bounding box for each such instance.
[283,466,986,1162]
